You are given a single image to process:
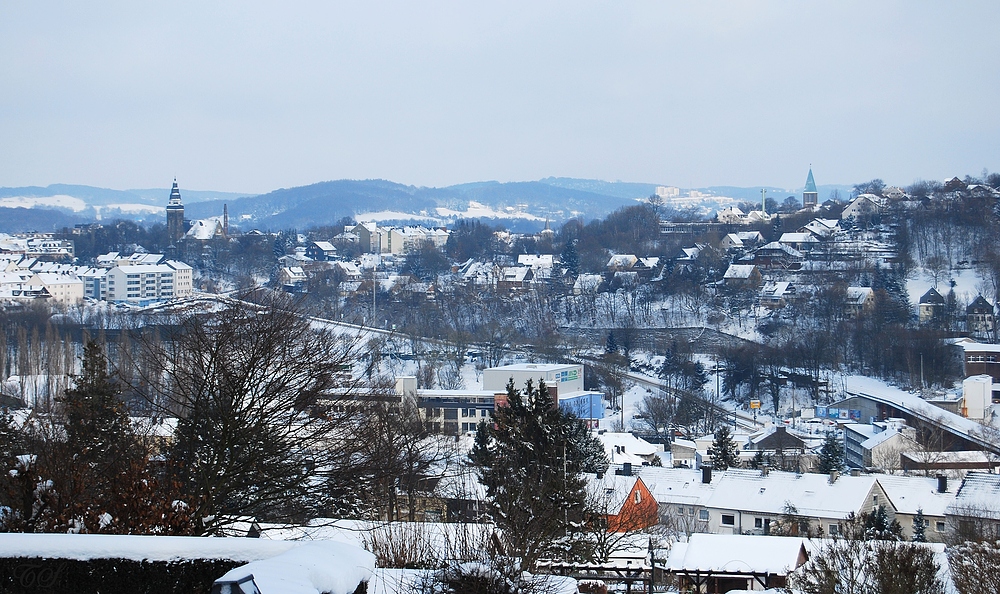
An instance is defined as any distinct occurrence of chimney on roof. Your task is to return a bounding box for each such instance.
[850,469,861,477]
[937,474,948,493]
[829,471,840,484]
[702,465,712,484]
[761,466,769,477]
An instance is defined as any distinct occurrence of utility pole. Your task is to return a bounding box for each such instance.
[761,188,767,216]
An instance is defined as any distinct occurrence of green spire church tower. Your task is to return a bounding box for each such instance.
[803,167,818,207]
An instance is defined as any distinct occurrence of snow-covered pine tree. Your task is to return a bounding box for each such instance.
[913,507,927,542]
[470,378,607,570]
[817,431,845,474]
[707,425,740,470]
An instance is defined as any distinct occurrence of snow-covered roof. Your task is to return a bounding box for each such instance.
[667,533,806,575]
[842,376,998,453]
[947,472,1000,520]
[860,428,908,451]
[706,469,877,518]
[490,363,578,373]
[876,475,956,517]
[723,264,758,279]
[779,233,819,244]
[961,341,1000,354]
[185,218,223,240]
[634,466,718,506]
[597,432,658,457]
[312,241,337,251]
[517,254,553,268]
[607,254,638,268]
[586,472,644,516]
[845,286,873,304]
[756,242,804,258]
[216,541,375,594]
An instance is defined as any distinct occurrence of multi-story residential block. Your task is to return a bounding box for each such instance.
[105,261,193,305]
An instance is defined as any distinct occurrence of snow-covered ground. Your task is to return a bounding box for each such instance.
[0,194,88,211]
[436,201,546,221]
[907,265,989,307]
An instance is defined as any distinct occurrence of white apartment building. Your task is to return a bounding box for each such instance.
[106,261,193,305]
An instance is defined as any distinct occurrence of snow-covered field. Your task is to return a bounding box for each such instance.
[0,194,88,211]
[436,201,546,221]
[906,265,989,307]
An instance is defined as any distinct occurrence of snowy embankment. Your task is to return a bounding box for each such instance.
[0,533,376,594]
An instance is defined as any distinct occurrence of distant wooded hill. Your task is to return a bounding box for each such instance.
[0,177,854,232]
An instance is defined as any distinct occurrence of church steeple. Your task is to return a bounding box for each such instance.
[803,167,818,207]
[166,178,185,244]
[168,178,183,208]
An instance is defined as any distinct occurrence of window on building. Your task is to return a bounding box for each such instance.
[444,409,458,420]
[699,510,709,521]
[936,521,945,532]
[755,518,763,529]
[721,514,735,526]
[634,490,641,504]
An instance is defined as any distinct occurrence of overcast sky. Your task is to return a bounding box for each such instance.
[1,2,998,194]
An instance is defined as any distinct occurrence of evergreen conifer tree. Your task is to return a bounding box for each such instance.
[561,240,580,277]
[470,378,608,570]
[913,507,927,542]
[60,341,130,454]
[817,431,845,474]
[707,425,740,470]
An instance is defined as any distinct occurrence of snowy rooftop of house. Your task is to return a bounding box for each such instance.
[947,472,1000,519]
[723,264,758,279]
[756,242,804,257]
[634,467,719,506]
[596,431,658,457]
[607,254,637,267]
[706,468,877,518]
[312,241,336,251]
[876,475,957,517]
[586,472,643,516]
[667,533,807,575]
[779,232,819,243]
[845,286,873,303]
[860,427,910,450]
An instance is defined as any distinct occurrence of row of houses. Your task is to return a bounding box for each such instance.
[632,463,1000,545]
[0,252,193,306]
[350,223,450,255]
[0,233,75,260]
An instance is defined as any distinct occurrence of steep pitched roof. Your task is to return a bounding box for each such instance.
[919,287,945,305]
[804,169,817,193]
